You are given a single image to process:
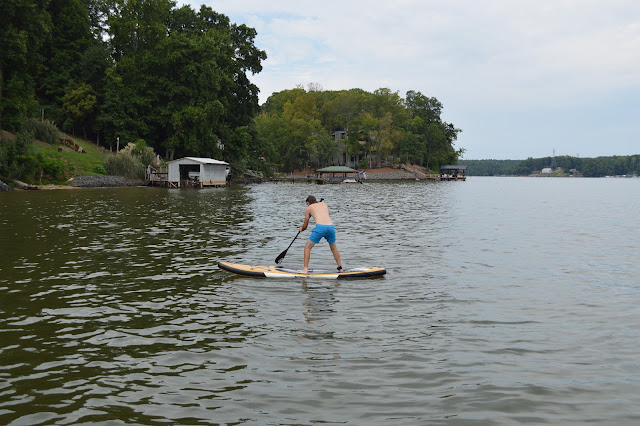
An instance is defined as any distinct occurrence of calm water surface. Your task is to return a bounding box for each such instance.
[1,177,639,425]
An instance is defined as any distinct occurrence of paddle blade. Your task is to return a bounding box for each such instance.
[275,249,288,264]
[276,231,300,264]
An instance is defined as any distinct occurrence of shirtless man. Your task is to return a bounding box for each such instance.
[299,195,343,274]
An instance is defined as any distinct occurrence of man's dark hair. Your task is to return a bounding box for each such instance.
[306,195,317,204]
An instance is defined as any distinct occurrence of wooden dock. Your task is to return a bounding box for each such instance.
[146,165,171,187]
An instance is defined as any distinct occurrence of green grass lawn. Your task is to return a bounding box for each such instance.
[33,135,113,179]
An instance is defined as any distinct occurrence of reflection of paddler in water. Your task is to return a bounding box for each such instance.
[298,195,343,275]
[301,281,340,339]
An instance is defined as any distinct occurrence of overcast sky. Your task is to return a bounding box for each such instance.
[182,0,639,159]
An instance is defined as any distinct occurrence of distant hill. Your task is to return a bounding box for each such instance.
[457,159,523,176]
[459,155,640,177]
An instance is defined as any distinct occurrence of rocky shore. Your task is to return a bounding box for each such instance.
[0,179,14,191]
[365,170,416,180]
[290,166,421,182]
[69,176,142,188]
[1,167,428,192]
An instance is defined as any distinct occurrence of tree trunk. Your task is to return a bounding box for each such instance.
[0,65,3,128]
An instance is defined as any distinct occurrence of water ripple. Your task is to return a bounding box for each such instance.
[1,180,640,424]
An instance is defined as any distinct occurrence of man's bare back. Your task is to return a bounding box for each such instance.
[304,202,332,226]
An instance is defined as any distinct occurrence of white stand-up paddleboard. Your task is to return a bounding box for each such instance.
[218,261,386,279]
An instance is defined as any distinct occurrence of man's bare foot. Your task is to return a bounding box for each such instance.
[300,269,308,274]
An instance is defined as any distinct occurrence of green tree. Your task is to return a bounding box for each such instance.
[38,0,93,114]
[99,3,265,163]
[107,0,173,61]
[98,65,148,150]
[259,86,464,172]
[281,97,328,169]
[0,0,51,130]
[404,90,462,171]
[369,112,404,165]
[406,90,442,124]
[371,88,410,129]
[261,88,307,115]
[397,116,427,164]
[0,133,33,178]
[348,111,378,166]
[61,81,97,138]
[254,111,285,170]
[321,89,366,134]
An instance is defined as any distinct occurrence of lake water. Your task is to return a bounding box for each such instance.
[1,177,639,425]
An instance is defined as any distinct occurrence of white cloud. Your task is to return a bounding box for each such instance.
[180,0,640,158]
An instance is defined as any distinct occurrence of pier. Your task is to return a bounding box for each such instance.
[146,165,171,187]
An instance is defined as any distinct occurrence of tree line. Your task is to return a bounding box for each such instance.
[1,0,463,178]
[459,155,640,177]
[255,87,463,173]
[1,0,265,167]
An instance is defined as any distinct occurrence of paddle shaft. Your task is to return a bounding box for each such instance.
[285,231,300,250]
[275,231,300,263]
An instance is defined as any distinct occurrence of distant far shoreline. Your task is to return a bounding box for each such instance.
[459,155,639,177]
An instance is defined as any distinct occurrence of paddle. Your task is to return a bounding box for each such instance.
[275,231,300,264]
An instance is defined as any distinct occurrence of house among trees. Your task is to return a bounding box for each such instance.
[256,88,464,175]
[327,130,369,168]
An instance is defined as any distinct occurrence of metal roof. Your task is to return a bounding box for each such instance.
[439,165,467,170]
[315,166,359,173]
[168,157,228,165]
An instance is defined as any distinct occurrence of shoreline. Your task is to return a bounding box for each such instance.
[0,166,430,192]
[0,176,144,191]
[288,166,423,181]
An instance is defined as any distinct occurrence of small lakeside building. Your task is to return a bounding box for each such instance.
[315,166,361,184]
[166,157,229,188]
[439,165,467,181]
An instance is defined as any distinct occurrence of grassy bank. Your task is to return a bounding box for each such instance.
[1,130,113,185]
[34,138,112,177]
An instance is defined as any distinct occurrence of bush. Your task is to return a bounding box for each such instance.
[5,148,66,183]
[17,155,41,181]
[105,139,160,180]
[104,151,145,180]
[36,153,65,181]
[93,164,107,175]
[24,118,61,145]
[0,133,34,179]
[138,146,157,168]
[119,140,157,167]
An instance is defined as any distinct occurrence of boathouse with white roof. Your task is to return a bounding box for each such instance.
[166,157,228,188]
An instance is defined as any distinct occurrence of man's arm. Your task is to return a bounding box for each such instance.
[299,207,311,232]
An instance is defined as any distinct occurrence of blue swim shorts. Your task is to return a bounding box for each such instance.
[309,224,336,244]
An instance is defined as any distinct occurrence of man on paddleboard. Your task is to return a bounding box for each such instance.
[299,195,343,274]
